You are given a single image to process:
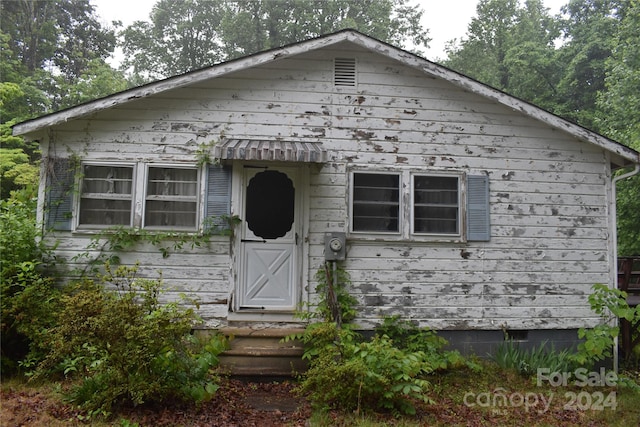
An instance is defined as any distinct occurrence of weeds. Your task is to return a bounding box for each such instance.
[493,340,574,376]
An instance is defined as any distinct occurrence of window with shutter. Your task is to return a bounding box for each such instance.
[349,170,490,242]
[413,175,459,234]
[72,162,222,232]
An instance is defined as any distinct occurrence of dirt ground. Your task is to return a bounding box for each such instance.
[0,378,311,427]
[0,373,628,427]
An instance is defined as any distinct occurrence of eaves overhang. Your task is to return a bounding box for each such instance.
[11,29,640,166]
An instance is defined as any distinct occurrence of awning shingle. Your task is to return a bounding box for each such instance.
[213,139,327,163]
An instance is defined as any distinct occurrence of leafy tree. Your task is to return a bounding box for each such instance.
[554,0,624,129]
[1,0,116,81]
[120,0,226,82]
[596,0,640,255]
[1,0,126,198]
[0,147,38,199]
[444,0,561,110]
[121,0,430,82]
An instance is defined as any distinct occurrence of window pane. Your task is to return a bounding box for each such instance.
[145,201,197,227]
[82,165,133,194]
[147,167,197,196]
[79,165,133,226]
[352,173,399,232]
[79,199,133,225]
[413,176,459,234]
[145,167,198,229]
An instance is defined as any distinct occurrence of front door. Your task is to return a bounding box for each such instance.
[237,167,300,311]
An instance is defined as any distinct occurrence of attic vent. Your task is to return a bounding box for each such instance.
[334,57,357,87]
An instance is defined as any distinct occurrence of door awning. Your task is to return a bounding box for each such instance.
[213,139,328,163]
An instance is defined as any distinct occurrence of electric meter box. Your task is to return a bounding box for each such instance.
[324,232,346,261]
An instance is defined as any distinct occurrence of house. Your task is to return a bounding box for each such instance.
[13,30,640,360]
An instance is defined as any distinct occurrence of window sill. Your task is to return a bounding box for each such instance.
[347,232,466,245]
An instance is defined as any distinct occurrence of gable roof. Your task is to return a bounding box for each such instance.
[13,29,639,167]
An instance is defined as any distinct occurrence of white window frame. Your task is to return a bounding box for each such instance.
[76,162,136,229]
[349,170,402,235]
[74,162,203,232]
[142,164,201,231]
[410,173,462,238]
[349,168,465,242]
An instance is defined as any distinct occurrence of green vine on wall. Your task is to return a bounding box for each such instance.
[71,214,240,275]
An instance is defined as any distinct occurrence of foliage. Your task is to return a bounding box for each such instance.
[293,267,469,415]
[0,147,39,199]
[597,0,640,256]
[444,0,561,110]
[493,340,575,377]
[1,262,61,376]
[0,190,44,279]
[0,190,59,374]
[71,217,239,275]
[33,264,227,414]
[0,0,120,114]
[552,0,624,129]
[306,262,358,325]
[572,284,640,368]
[1,0,126,199]
[374,316,469,371]
[120,0,430,82]
[616,176,640,256]
[299,324,434,416]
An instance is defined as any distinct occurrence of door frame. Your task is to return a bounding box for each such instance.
[230,162,309,315]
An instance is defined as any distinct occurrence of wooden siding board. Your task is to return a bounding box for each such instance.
[39,48,617,330]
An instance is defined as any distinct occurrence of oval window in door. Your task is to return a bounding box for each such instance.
[246,170,294,239]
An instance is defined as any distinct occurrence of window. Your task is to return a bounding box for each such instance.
[352,173,399,232]
[350,170,489,241]
[49,161,231,232]
[412,175,459,234]
[144,166,199,229]
[78,164,134,227]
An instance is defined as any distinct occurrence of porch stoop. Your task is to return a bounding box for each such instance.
[214,327,308,377]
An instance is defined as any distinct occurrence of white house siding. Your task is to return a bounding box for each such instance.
[41,43,611,331]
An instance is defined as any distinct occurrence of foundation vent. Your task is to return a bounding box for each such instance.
[334,57,357,87]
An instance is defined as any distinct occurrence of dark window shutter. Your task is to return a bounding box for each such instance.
[45,158,75,231]
[466,175,490,241]
[204,164,232,231]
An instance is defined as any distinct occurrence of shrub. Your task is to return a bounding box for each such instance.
[572,283,640,368]
[0,192,59,375]
[295,265,475,415]
[374,315,468,371]
[299,323,434,416]
[36,263,227,414]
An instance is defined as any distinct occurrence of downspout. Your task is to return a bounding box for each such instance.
[610,162,640,372]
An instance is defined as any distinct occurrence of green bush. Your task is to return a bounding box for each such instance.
[1,191,59,375]
[572,283,640,368]
[295,266,474,416]
[375,315,467,370]
[35,263,227,414]
[299,323,434,416]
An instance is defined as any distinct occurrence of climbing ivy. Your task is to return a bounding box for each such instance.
[71,214,240,275]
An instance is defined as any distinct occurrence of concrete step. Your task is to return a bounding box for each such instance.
[214,327,308,377]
